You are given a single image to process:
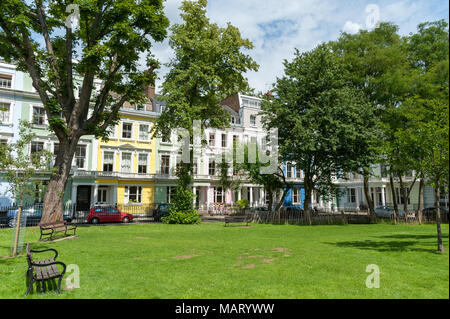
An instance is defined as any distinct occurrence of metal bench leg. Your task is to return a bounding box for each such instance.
[57,276,63,294]
[25,278,34,296]
[40,281,45,294]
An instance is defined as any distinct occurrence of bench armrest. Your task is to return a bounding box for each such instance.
[31,261,67,275]
[30,248,58,260]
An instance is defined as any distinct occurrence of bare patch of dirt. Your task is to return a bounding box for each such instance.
[136,237,150,239]
[234,256,243,267]
[173,254,200,260]
[242,264,255,269]
[262,258,274,263]
[273,247,291,252]
[247,255,264,258]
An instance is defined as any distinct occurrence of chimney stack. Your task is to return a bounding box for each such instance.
[264,91,273,99]
[144,85,156,99]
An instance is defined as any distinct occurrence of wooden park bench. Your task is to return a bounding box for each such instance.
[25,243,67,295]
[224,213,253,227]
[39,221,77,241]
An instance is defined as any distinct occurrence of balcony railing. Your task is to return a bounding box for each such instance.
[72,170,156,179]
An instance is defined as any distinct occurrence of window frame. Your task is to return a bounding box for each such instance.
[32,105,46,126]
[138,152,149,174]
[30,141,45,155]
[221,133,227,148]
[215,186,224,203]
[292,188,301,204]
[125,185,142,204]
[121,122,133,140]
[0,74,13,89]
[138,123,150,142]
[74,144,87,170]
[108,125,118,139]
[0,101,12,124]
[102,151,115,173]
[121,152,133,173]
[347,188,356,203]
[209,160,216,176]
[286,163,293,178]
[160,154,170,175]
[209,133,215,147]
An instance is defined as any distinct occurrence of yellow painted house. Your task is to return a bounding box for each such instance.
[94,95,159,210]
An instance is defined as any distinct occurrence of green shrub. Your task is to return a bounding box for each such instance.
[236,199,250,209]
[162,187,201,224]
[235,199,250,215]
[162,208,201,224]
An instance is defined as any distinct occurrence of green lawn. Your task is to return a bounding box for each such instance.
[0,222,448,299]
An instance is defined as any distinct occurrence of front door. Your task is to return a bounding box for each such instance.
[97,187,108,205]
[76,186,92,212]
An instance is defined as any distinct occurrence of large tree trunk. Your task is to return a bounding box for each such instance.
[389,171,398,224]
[40,138,79,225]
[267,189,274,213]
[434,180,445,252]
[417,177,424,224]
[399,176,408,214]
[363,171,375,223]
[274,187,289,213]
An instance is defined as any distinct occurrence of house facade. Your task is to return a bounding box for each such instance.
[0,60,447,213]
[0,61,22,206]
[153,93,269,213]
[0,60,98,208]
[89,91,159,211]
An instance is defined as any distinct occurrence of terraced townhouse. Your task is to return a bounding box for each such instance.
[1,60,447,213]
[0,59,99,208]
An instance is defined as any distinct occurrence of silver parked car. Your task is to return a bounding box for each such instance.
[374,205,404,218]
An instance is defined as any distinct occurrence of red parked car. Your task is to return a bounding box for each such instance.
[88,206,133,224]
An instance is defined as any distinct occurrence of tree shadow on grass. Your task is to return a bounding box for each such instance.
[324,240,442,254]
[375,234,448,240]
[0,241,59,261]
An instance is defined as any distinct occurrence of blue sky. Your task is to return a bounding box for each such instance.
[150,0,449,93]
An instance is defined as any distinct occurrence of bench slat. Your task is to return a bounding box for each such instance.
[39,222,77,241]
[34,261,60,280]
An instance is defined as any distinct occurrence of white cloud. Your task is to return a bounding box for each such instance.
[342,21,363,34]
[149,0,448,94]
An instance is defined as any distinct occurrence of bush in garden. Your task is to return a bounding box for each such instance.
[162,187,201,224]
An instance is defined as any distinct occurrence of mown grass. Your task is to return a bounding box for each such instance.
[0,222,448,299]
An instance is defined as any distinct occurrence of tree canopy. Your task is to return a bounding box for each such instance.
[0,0,170,223]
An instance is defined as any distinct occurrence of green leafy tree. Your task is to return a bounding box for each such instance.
[261,44,377,224]
[153,0,258,139]
[329,23,408,221]
[231,142,291,214]
[0,121,54,256]
[151,0,258,212]
[400,98,449,252]
[399,20,449,251]
[0,0,169,224]
[404,20,449,227]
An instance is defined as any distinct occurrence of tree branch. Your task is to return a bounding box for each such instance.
[35,0,61,92]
